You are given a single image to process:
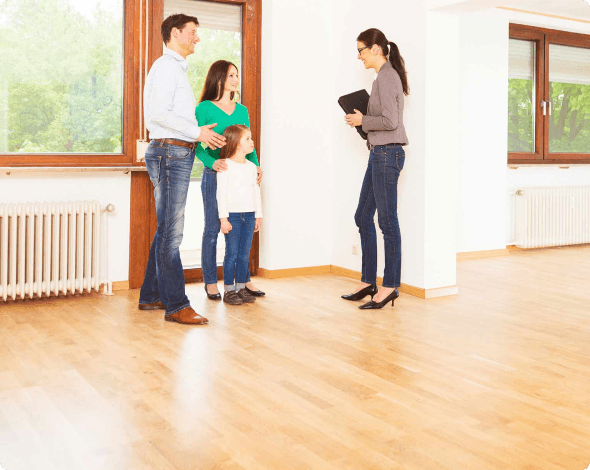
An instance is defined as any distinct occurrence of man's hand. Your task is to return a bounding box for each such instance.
[212,159,228,172]
[220,218,232,234]
[256,166,263,185]
[254,218,262,233]
[344,109,363,128]
[197,123,226,150]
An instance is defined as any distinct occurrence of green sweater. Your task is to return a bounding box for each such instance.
[194,101,259,170]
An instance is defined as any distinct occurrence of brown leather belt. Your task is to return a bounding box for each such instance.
[155,138,197,150]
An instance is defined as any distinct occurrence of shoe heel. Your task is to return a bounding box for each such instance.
[391,299,395,306]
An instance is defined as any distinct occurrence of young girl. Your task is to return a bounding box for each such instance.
[216,125,263,305]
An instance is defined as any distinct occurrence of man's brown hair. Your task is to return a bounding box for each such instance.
[161,14,199,45]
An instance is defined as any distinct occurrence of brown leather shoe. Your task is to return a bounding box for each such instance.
[236,289,256,303]
[165,307,209,325]
[223,291,243,305]
[138,301,166,310]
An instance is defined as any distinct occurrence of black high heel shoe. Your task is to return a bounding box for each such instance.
[341,284,377,301]
[245,286,265,297]
[204,284,221,300]
[359,288,399,309]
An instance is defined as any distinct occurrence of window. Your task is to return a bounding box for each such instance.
[509,24,590,164]
[164,0,242,179]
[0,0,141,166]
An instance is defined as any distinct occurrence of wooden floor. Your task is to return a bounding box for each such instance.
[1,245,590,470]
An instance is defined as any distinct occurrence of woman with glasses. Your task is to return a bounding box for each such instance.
[195,60,264,301]
[341,28,409,310]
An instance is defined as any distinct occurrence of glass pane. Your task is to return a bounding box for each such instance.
[508,39,536,153]
[162,1,242,269]
[549,44,590,153]
[0,0,124,154]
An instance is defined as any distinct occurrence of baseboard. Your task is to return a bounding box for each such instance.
[106,266,458,299]
[457,248,510,260]
[257,265,331,279]
[112,281,130,291]
[423,285,459,299]
[329,265,457,299]
[330,265,363,281]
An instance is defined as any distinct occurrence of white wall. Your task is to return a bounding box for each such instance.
[502,10,590,242]
[456,9,508,253]
[0,173,131,282]
[258,0,334,270]
[425,11,460,289]
[456,8,590,252]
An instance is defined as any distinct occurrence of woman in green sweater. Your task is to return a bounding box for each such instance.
[196,60,264,300]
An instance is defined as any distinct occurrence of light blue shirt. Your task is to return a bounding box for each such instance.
[143,48,201,141]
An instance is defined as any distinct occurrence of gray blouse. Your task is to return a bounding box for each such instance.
[361,61,409,147]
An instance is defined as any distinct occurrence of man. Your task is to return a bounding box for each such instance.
[138,14,225,325]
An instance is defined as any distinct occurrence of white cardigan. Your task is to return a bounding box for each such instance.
[216,159,263,218]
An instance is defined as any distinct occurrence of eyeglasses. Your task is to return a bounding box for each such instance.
[357,46,369,56]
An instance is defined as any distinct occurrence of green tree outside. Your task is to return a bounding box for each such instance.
[0,0,123,154]
[508,78,590,154]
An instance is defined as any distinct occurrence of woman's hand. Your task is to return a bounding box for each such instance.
[254,218,262,232]
[256,166,263,185]
[212,159,228,172]
[220,218,232,234]
[345,109,363,128]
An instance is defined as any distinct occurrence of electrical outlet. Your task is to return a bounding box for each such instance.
[352,245,358,255]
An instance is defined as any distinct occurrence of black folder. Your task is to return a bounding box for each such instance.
[338,89,370,140]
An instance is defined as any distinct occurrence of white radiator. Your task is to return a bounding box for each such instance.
[0,201,104,301]
[515,187,590,248]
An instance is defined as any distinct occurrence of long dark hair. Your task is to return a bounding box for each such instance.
[218,124,249,159]
[199,60,239,103]
[357,28,409,96]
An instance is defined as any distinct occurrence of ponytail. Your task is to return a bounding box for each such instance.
[357,29,410,96]
[388,41,409,96]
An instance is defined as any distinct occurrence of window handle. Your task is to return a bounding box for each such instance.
[541,101,547,115]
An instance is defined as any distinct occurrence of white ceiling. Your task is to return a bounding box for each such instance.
[436,0,590,21]
[500,0,590,19]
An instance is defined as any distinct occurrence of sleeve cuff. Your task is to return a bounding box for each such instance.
[192,125,201,140]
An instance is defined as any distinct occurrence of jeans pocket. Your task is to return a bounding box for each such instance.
[373,145,387,156]
[145,154,162,187]
[168,145,192,160]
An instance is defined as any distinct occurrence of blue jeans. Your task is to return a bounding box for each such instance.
[355,144,405,288]
[201,167,251,285]
[223,212,256,286]
[139,140,194,315]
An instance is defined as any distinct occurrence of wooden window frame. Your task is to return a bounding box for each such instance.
[129,0,262,288]
[509,24,590,165]
[0,0,142,167]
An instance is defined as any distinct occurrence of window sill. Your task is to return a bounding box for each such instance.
[0,166,147,176]
[508,163,590,169]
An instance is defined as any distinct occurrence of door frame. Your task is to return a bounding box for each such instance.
[129,0,262,288]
